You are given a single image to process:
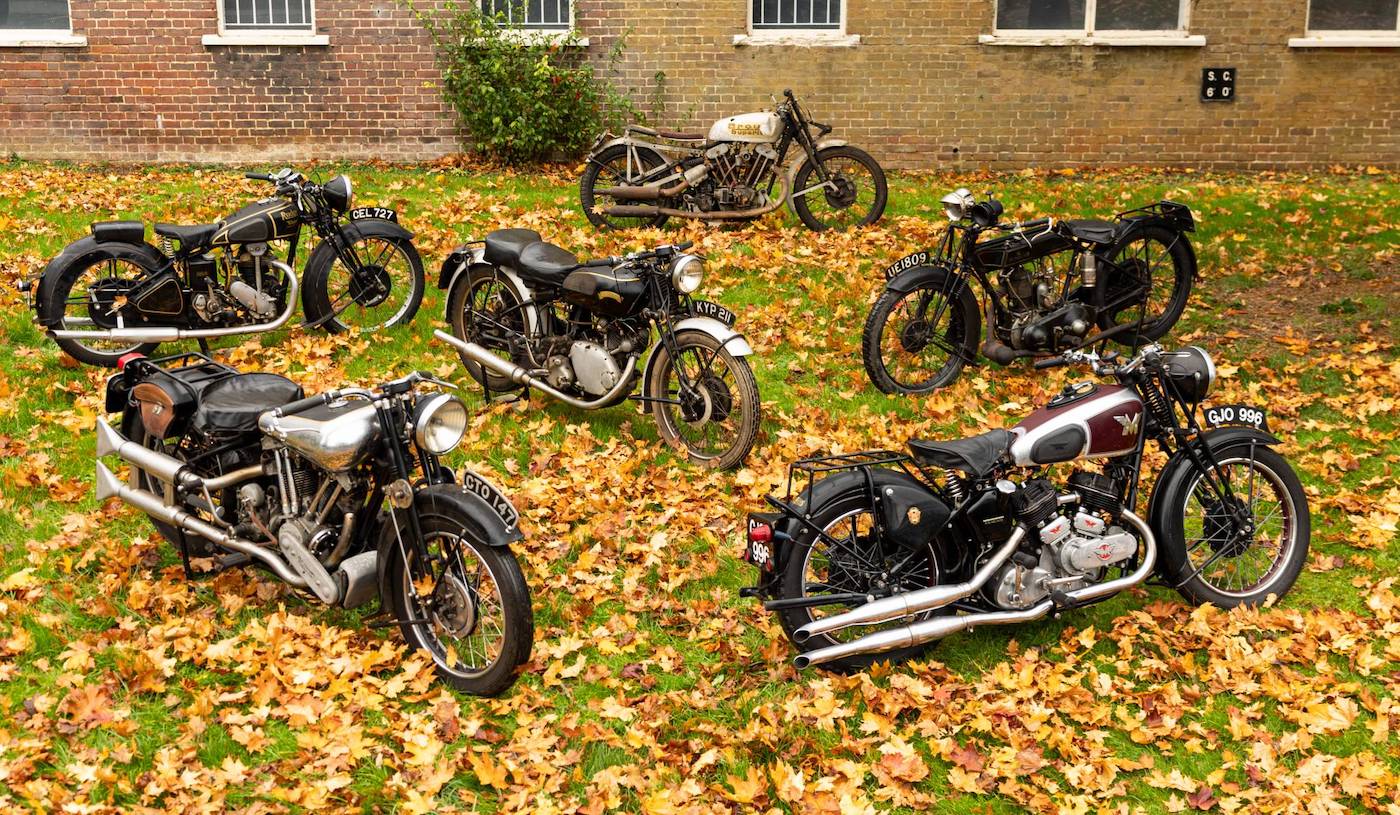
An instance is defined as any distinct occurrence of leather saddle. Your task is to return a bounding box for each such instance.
[908,428,1013,478]
[192,373,304,433]
[155,222,221,252]
[483,228,582,283]
[1061,219,1128,246]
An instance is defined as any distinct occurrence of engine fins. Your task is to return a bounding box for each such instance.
[1068,471,1122,516]
[1008,478,1058,527]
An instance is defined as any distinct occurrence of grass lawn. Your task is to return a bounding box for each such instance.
[0,159,1396,813]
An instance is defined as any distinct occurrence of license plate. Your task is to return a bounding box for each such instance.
[744,514,776,572]
[1203,403,1269,433]
[692,300,736,327]
[883,251,929,279]
[349,206,398,223]
[459,468,520,529]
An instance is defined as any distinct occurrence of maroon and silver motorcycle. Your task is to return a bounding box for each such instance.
[742,330,1310,672]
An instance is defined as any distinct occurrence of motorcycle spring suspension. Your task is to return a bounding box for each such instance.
[1141,379,1175,428]
[943,468,966,504]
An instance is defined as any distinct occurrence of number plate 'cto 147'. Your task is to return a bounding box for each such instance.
[459,469,520,528]
[1203,403,1268,432]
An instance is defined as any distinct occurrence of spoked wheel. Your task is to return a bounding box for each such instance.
[579,144,671,231]
[861,270,980,395]
[46,254,161,366]
[1161,445,1310,608]
[448,268,529,393]
[304,234,424,333]
[777,493,945,673]
[645,330,760,470]
[386,498,533,696]
[1100,225,1194,342]
[791,146,888,232]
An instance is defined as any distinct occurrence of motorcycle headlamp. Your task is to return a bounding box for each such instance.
[671,254,704,294]
[940,188,974,222]
[322,174,353,213]
[413,393,468,455]
[1162,346,1217,404]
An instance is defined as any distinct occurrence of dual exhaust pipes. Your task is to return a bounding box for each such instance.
[793,508,1158,668]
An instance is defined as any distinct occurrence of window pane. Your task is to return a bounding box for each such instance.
[1309,0,1398,30]
[223,0,313,29]
[752,0,841,28]
[0,0,70,29]
[1096,0,1181,30]
[996,0,1087,30]
[482,0,568,27]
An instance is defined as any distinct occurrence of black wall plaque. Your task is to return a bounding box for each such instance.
[1201,67,1236,103]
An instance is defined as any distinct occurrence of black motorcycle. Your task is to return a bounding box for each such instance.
[744,335,1309,672]
[861,189,1197,394]
[24,168,424,367]
[435,232,761,470]
[96,350,531,695]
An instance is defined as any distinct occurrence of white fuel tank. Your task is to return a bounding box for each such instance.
[708,111,782,144]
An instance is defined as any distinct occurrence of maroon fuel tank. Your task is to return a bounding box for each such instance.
[1009,383,1144,466]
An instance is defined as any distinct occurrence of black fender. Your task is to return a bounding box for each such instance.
[375,482,523,605]
[885,263,957,295]
[437,246,478,290]
[34,236,169,326]
[1146,426,1282,579]
[1109,207,1199,280]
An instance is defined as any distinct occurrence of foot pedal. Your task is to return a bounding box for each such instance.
[490,391,524,404]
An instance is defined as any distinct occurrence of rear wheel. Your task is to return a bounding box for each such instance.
[43,249,162,366]
[447,267,529,394]
[1100,225,1194,342]
[791,146,888,232]
[579,144,671,231]
[861,270,980,394]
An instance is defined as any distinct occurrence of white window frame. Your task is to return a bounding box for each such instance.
[980,0,1205,47]
[203,0,329,47]
[0,0,85,48]
[481,0,588,46]
[734,0,860,47]
[1291,0,1400,47]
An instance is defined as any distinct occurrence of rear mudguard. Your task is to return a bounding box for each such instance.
[1109,205,1199,279]
[34,236,170,327]
[1146,426,1282,581]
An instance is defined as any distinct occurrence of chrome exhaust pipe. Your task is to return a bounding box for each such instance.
[602,174,790,221]
[52,261,299,343]
[795,601,1054,669]
[95,461,307,588]
[793,525,1028,643]
[96,418,264,492]
[433,329,638,410]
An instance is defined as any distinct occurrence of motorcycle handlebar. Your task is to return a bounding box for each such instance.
[1034,356,1069,370]
[246,172,275,181]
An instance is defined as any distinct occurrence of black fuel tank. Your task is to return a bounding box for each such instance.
[561,267,647,317]
[212,198,300,247]
[974,221,1074,269]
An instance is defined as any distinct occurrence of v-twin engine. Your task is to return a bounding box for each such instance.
[989,505,1138,610]
[704,143,778,209]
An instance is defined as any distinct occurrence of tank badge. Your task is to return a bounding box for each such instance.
[729,123,762,136]
[598,291,623,303]
[1114,412,1141,436]
[907,506,922,525]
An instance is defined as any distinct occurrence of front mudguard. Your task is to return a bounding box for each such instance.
[641,317,754,390]
[34,236,169,327]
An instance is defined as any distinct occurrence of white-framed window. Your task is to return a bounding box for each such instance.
[735,0,859,46]
[1292,0,1400,46]
[204,0,328,46]
[982,0,1205,46]
[0,0,85,47]
[481,0,572,30]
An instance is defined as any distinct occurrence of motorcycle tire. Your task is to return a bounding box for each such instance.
[791,145,888,232]
[118,411,221,558]
[39,240,165,366]
[645,330,760,470]
[1099,224,1195,342]
[861,268,980,395]
[579,144,671,231]
[446,266,528,394]
[302,229,424,334]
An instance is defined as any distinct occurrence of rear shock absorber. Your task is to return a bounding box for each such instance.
[943,468,966,504]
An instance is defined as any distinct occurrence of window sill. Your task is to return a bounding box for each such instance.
[497,29,588,46]
[733,31,861,48]
[1289,34,1400,47]
[0,31,87,47]
[978,32,1206,47]
[202,32,330,46]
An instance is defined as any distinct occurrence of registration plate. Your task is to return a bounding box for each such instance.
[744,514,777,572]
[691,300,736,327]
[1203,403,1269,433]
[459,468,520,528]
[883,251,929,279]
[349,206,398,223]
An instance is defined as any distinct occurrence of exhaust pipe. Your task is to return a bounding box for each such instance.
[597,176,692,201]
[602,175,791,222]
[793,526,1028,644]
[52,260,299,343]
[96,417,264,493]
[793,510,1158,668]
[433,329,638,410]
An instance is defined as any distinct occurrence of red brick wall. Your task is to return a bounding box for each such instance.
[1,1,1396,168]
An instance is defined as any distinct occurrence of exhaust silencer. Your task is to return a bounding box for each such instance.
[432,329,638,410]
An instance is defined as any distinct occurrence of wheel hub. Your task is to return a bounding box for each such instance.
[350,265,392,308]
[430,573,478,638]
[86,278,136,329]
[899,319,931,353]
[1203,496,1254,558]
[678,381,714,425]
[824,175,858,209]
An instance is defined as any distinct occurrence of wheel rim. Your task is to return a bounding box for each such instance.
[878,287,964,391]
[1109,235,1178,333]
[658,342,749,463]
[402,529,509,679]
[57,257,152,357]
[800,507,939,645]
[590,153,665,229]
[1182,456,1299,598]
[800,156,878,230]
[462,276,525,372]
[321,238,416,330]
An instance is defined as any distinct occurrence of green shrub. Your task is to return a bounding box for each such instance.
[406,1,636,165]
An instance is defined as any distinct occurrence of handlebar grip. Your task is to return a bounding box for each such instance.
[675,240,694,251]
[581,257,617,268]
[245,172,274,181]
[275,392,331,416]
[1034,356,1068,370]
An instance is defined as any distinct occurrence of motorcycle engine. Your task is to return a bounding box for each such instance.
[700,142,778,211]
[998,260,1091,352]
[547,341,625,396]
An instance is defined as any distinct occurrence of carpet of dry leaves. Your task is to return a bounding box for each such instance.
[0,161,1396,814]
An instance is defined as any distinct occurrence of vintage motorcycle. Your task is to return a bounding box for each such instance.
[861,189,1197,394]
[95,349,531,695]
[435,231,760,470]
[743,334,1309,672]
[24,168,424,367]
[579,89,886,232]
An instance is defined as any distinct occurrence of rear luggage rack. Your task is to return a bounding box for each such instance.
[782,449,924,505]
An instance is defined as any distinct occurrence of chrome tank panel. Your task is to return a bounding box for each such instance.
[1010,384,1144,466]
[258,400,380,472]
[708,111,782,143]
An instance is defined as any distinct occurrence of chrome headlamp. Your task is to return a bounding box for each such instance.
[940,187,974,222]
[1163,346,1217,404]
[671,254,704,294]
[322,174,354,212]
[413,393,468,455]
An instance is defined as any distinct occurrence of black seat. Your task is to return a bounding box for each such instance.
[194,373,304,433]
[1062,219,1122,245]
[908,428,1013,478]
[155,222,221,250]
[483,228,543,268]
[517,241,580,281]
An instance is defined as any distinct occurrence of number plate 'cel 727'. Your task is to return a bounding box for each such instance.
[349,206,398,222]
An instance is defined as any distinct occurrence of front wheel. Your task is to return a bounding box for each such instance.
[645,331,760,470]
[861,270,981,395]
[384,495,534,696]
[302,227,425,334]
[1156,443,1310,609]
[790,146,888,232]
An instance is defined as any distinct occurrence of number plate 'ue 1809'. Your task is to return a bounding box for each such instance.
[349,206,398,222]
[1203,404,1269,433]
[459,469,520,528]
[883,251,929,279]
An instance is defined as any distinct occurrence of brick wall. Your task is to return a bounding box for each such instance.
[1,1,1396,168]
